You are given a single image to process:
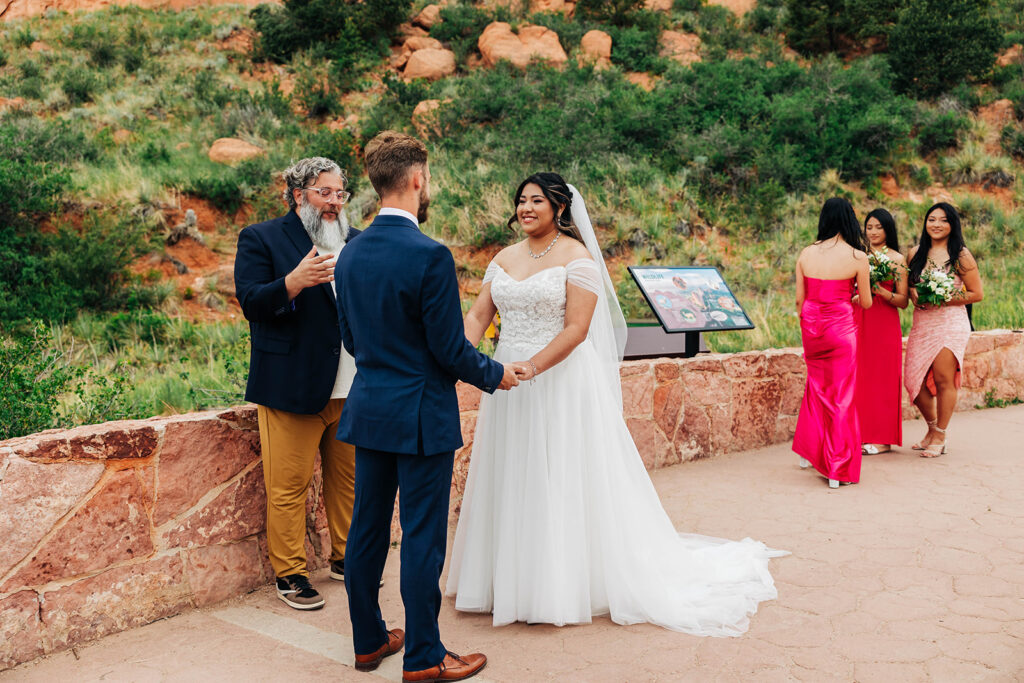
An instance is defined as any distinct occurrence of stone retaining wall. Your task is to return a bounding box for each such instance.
[2,329,1022,670]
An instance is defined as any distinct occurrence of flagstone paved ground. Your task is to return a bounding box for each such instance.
[4,405,1023,682]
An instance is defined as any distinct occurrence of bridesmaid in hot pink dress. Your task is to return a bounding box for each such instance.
[855,209,909,454]
[903,203,984,457]
[793,198,872,489]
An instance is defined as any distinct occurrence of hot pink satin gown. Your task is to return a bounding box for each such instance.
[854,280,903,446]
[793,277,861,483]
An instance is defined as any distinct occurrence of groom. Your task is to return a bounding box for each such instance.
[334,131,522,681]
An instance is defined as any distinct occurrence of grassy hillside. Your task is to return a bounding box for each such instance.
[1,0,1023,435]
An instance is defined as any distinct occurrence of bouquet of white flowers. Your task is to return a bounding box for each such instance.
[868,248,899,286]
[915,268,959,306]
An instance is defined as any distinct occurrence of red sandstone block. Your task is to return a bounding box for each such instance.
[12,423,159,462]
[40,554,192,652]
[621,374,654,417]
[187,541,265,607]
[778,373,805,416]
[0,590,44,671]
[765,349,805,375]
[653,381,683,439]
[456,382,482,412]
[654,362,680,382]
[618,361,651,377]
[708,404,733,454]
[682,371,732,406]
[728,377,782,450]
[722,353,769,378]
[680,356,725,372]
[2,469,154,592]
[966,334,995,355]
[962,356,990,389]
[774,413,799,443]
[674,405,712,459]
[215,405,259,431]
[162,465,265,549]
[0,458,104,579]
[153,419,261,526]
[625,418,669,470]
[993,331,1022,347]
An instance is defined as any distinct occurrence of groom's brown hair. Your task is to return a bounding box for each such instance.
[364,131,428,198]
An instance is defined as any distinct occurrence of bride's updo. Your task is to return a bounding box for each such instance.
[508,172,584,243]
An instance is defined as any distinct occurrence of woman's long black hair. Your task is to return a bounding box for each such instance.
[864,208,900,252]
[907,202,966,285]
[507,172,583,243]
[816,197,866,251]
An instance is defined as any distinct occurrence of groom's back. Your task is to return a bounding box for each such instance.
[335,215,466,455]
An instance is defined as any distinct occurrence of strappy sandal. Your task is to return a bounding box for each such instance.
[861,444,891,455]
[920,426,946,458]
[912,419,937,450]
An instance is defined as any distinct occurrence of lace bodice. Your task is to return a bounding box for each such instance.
[484,259,600,355]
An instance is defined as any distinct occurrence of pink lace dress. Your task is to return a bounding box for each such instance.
[903,269,970,400]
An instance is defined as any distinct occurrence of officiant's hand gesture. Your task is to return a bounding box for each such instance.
[285,246,336,300]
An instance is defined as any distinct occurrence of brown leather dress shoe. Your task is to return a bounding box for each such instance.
[402,651,487,682]
[354,629,405,672]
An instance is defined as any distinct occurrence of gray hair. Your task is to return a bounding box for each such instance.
[282,157,346,211]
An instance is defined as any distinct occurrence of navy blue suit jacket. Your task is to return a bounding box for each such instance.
[335,213,503,456]
[234,210,360,414]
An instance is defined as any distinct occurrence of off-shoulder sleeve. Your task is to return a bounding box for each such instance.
[565,258,601,295]
[483,260,501,285]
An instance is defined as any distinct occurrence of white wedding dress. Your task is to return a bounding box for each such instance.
[445,257,787,636]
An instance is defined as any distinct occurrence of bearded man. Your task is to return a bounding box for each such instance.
[234,156,360,610]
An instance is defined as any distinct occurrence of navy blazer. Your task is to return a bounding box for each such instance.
[234,210,360,414]
[335,213,503,456]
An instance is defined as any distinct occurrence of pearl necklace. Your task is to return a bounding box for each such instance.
[528,231,560,259]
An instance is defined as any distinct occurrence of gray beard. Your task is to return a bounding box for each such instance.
[298,202,348,253]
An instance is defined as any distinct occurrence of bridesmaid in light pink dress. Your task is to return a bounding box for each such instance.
[793,198,872,489]
[904,203,984,458]
[854,208,909,454]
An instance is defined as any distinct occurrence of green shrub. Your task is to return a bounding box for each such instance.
[302,127,360,189]
[1001,123,1024,159]
[188,157,274,213]
[430,4,507,63]
[0,324,80,440]
[608,22,668,73]
[888,0,1002,97]
[294,65,342,118]
[916,105,968,154]
[784,0,902,55]
[0,47,8,68]
[62,66,100,104]
[577,0,646,24]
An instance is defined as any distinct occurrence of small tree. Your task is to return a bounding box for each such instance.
[888,0,1002,97]
[784,0,903,55]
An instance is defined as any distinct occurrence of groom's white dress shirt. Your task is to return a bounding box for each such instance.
[378,207,419,226]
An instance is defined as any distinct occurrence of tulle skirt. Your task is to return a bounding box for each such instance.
[445,339,787,636]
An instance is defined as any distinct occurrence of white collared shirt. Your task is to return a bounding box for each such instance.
[378,207,419,226]
[312,237,356,399]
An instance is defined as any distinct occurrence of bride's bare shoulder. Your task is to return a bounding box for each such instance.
[562,238,592,262]
[492,242,525,268]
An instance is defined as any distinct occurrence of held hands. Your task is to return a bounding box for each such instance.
[497,361,534,390]
[285,246,336,300]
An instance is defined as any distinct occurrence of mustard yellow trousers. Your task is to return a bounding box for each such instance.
[257,399,355,578]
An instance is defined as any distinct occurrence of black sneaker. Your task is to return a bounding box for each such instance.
[329,559,383,587]
[276,574,325,610]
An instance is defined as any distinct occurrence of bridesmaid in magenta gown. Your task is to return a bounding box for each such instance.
[793,198,872,489]
[854,209,909,454]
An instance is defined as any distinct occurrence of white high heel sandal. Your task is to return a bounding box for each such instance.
[798,457,811,469]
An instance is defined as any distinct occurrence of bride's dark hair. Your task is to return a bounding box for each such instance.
[507,172,584,243]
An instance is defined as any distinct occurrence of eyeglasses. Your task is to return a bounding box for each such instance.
[303,186,351,203]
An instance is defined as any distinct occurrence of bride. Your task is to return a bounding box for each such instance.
[445,172,787,636]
